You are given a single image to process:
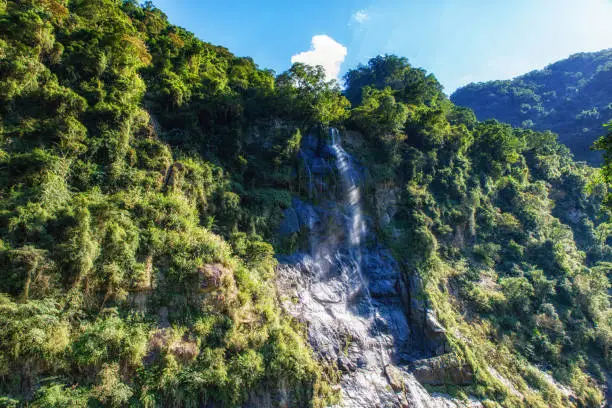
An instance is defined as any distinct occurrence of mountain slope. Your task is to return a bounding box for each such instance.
[0,2,610,408]
[451,49,612,165]
[0,1,339,406]
[341,56,611,407]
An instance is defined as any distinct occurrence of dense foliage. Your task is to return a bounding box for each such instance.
[342,55,611,407]
[0,1,345,406]
[0,1,609,407]
[451,49,612,165]
[595,121,612,207]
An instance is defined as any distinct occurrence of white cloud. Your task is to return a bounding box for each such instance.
[353,9,369,23]
[291,35,348,82]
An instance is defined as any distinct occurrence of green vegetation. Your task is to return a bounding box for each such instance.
[0,1,344,406]
[342,55,611,407]
[451,49,612,165]
[0,1,609,407]
[595,121,612,206]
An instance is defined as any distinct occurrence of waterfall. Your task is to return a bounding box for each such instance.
[329,129,388,370]
[276,128,468,408]
[329,128,365,246]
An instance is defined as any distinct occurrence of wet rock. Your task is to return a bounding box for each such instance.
[279,199,321,237]
[356,355,367,368]
[567,208,583,223]
[411,354,474,386]
[452,224,466,249]
[293,198,319,230]
[127,291,151,314]
[364,251,398,280]
[301,133,319,151]
[372,315,390,333]
[274,129,467,408]
[384,308,411,343]
[312,281,343,303]
[279,207,300,236]
[244,378,290,408]
[370,279,398,299]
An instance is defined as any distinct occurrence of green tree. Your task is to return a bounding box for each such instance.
[594,121,612,207]
[275,62,350,127]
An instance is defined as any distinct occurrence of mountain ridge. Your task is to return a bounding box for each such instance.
[451,48,612,165]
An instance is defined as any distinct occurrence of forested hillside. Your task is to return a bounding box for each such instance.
[0,1,610,407]
[451,49,612,165]
[0,1,344,406]
[342,56,611,407]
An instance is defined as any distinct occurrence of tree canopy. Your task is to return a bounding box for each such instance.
[0,1,609,407]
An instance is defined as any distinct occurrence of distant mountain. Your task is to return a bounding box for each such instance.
[451,49,612,165]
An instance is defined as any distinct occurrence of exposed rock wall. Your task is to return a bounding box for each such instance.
[275,129,477,407]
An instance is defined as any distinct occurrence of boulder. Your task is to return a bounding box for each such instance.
[385,365,405,392]
[198,263,237,309]
[199,263,229,291]
[424,311,449,355]
[400,273,449,355]
[374,182,399,227]
[411,354,474,386]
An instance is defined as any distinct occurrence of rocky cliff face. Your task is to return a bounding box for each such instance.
[374,182,400,228]
[276,130,479,407]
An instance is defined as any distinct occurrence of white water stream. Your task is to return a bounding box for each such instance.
[277,129,475,407]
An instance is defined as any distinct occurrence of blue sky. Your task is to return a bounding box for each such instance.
[151,0,612,93]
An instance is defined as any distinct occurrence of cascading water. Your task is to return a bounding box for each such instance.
[329,129,388,369]
[277,129,472,407]
[329,129,365,247]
